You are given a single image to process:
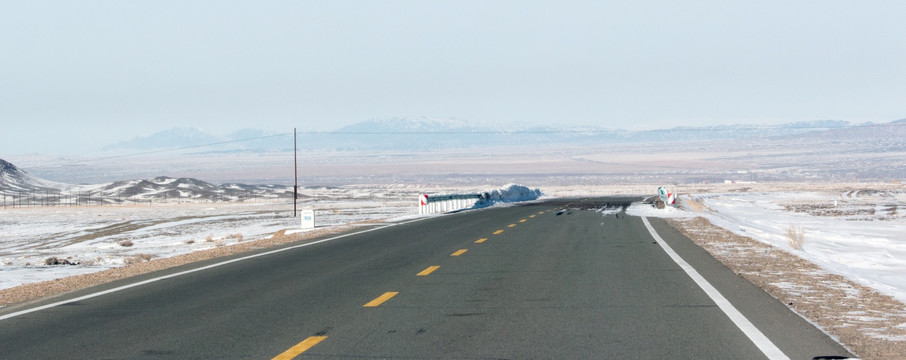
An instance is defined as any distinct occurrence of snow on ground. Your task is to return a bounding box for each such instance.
[5,180,905,314]
[477,184,543,206]
[0,184,539,294]
[630,187,906,305]
[0,200,409,291]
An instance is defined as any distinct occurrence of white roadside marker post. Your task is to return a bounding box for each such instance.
[300,209,315,229]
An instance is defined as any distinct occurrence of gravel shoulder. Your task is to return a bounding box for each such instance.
[668,217,906,360]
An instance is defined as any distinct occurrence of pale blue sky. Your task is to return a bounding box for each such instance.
[2,1,904,155]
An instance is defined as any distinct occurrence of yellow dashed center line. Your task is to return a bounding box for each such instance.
[274,207,552,360]
[273,336,327,360]
[363,292,398,307]
[540,211,546,214]
[417,266,440,276]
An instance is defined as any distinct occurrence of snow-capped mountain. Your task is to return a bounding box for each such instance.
[96,118,892,154]
[82,176,292,202]
[0,158,67,194]
[0,158,292,204]
[335,117,488,133]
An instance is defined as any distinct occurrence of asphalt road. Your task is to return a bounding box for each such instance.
[0,197,853,359]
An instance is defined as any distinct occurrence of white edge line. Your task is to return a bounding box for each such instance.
[0,218,427,321]
[641,216,790,360]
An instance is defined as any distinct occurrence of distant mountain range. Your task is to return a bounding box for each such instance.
[6,118,904,195]
[0,158,292,205]
[102,127,287,152]
[99,118,906,154]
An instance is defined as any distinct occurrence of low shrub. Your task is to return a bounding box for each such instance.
[123,254,154,265]
[787,225,806,250]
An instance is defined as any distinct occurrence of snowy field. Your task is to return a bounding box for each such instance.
[628,184,906,305]
[0,185,428,291]
[0,201,414,291]
[0,184,540,293]
[2,182,905,314]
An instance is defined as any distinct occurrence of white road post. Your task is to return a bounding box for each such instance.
[300,209,315,229]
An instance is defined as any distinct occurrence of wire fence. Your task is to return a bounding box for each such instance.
[1,190,291,209]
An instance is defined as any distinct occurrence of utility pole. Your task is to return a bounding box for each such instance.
[293,127,298,218]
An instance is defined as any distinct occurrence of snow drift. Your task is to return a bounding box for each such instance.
[474,184,543,208]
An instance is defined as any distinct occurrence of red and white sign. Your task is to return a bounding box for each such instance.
[420,194,429,206]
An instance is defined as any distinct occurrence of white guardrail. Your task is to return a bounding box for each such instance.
[418,193,484,215]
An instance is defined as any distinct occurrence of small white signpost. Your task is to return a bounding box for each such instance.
[300,209,315,229]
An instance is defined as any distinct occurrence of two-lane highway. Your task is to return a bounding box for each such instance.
[0,198,853,359]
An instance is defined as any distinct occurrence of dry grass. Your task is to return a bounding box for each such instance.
[681,196,707,212]
[122,254,154,265]
[786,225,805,250]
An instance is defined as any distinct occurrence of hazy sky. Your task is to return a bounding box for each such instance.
[2,1,904,155]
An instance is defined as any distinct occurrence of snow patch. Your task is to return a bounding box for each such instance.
[641,190,906,305]
[474,184,542,208]
[626,202,695,219]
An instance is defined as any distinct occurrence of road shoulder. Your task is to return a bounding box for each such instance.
[645,217,856,359]
[665,216,906,360]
